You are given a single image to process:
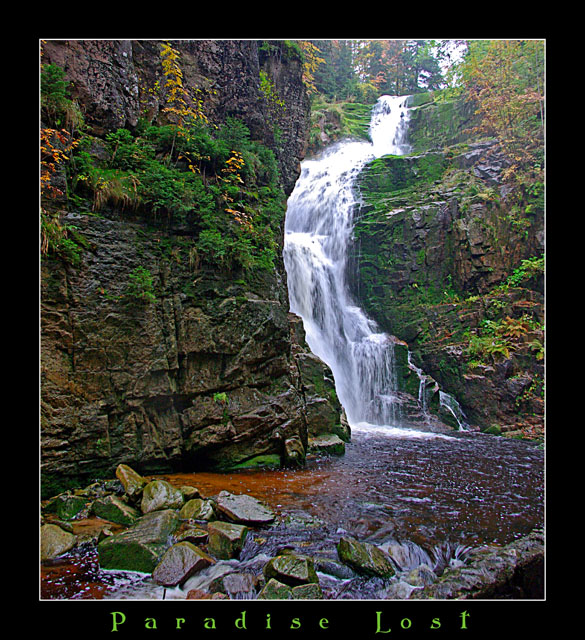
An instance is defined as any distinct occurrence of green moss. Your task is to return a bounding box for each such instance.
[228,454,282,470]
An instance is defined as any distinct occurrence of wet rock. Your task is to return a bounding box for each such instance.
[283,436,305,467]
[211,572,260,599]
[308,434,346,456]
[92,494,140,525]
[186,589,229,600]
[152,541,215,587]
[405,564,437,587]
[179,485,201,500]
[215,491,275,525]
[175,526,209,545]
[258,578,293,599]
[41,523,77,561]
[263,554,319,587]
[410,529,545,599]
[115,463,147,499]
[44,493,89,520]
[337,536,395,578]
[292,582,323,599]
[179,498,215,521]
[314,557,356,580]
[97,509,180,573]
[384,581,419,599]
[207,521,249,559]
[141,480,184,514]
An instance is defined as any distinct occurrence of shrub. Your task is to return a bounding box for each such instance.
[126,266,156,304]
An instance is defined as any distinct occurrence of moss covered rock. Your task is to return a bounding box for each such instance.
[141,480,184,514]
[97,509,180,573]
[179,498,215,521]
[115,463,147,499]
[258,578,293,599]
[337,536,395,578]
[308,434,346,456]
[92,494,139,525]
[263,554,319,587]
[207,521,249,559]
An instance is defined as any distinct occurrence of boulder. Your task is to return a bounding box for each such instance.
[211,572,260,599]
[152,542,215,587]
[175,526,208,545]
[283,436,305,467]
[292,582,323,599]
[141,480,184,514]
[44,493,89,520]
[337,536,395,578]
[92,494,139,525]
[207,521,249,560]
[308,434,346,456]
[41,524,76,561]
[97,509,180,573]
[179,498,215,521]
[115,464,147,498]
[263,554,319,587]
[215,491,275,525]
[179,485,201,501]
[258,578,293,599]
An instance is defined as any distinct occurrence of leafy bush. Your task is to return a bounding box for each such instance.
[125,266,156,304]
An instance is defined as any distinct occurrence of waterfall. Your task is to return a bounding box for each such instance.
[284,95,411,427]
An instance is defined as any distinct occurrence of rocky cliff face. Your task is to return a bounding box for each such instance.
[40,40,343,494]
[41,40,308,194]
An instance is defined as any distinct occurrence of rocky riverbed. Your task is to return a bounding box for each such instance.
[41,452,544,601]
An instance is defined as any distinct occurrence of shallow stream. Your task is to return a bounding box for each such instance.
[41,425,544,600]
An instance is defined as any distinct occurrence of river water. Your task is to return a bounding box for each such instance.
[41,426,543,600]
[40,96,544,601]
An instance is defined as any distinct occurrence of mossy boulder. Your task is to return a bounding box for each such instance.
[263,554,319,587]
[179,498,215,521]
[92,495,140,525]
[258,578,293,599]
[207,521,249,560]
[97,509,180,573]
[44,493,89,520]
[175,526,209,545]
[292,582,323,599]
[308,434,346,456]
[337,536,395,578]
[141,480,184,514]
[115,463,147,499]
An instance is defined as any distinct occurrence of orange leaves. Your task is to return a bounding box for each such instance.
[40,127,79,199]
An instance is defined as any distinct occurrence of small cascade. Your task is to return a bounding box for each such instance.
[439,391,470,432]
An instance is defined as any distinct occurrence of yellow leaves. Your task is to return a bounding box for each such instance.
[225,207,253,228]
[159,41,208,125]
[298,41,325,94]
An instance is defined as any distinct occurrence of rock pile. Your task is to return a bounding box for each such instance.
[40,464,544,600]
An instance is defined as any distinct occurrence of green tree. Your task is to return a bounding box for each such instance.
[460,40,544,167]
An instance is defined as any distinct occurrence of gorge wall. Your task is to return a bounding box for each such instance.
[40,40,343,495]
[350,94,545,435]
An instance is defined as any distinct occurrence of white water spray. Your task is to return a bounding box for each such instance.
[284,95,411,427]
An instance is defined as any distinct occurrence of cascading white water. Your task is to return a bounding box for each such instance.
[284,95,411,427]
